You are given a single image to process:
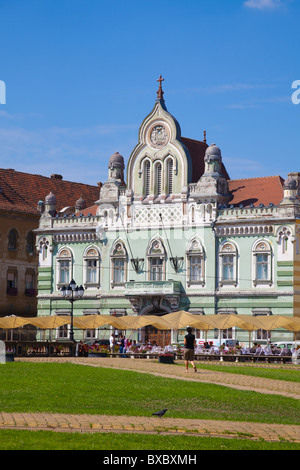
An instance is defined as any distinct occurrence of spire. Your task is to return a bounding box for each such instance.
[156,75,164,100]
[203,130,207,144]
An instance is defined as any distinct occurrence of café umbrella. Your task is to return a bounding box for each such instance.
[112,314,172,331]
[161,311,215,330]
[73,315,114,330]
[0,315,29,329]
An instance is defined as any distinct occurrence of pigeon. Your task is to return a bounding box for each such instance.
[152,408,167,418]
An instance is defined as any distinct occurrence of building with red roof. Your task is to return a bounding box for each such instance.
[0,169,99,337]
[7,78,300,348]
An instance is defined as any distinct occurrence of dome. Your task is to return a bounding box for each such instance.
[205,143,221,158]
[284,175,297,190]
[75,195,86,211]
[45,191,57,205]
[109,152,124,166]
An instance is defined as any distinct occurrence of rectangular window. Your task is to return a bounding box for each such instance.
[222,255,234,281]
[150,258,163,281]
[256,328,268,340]
[25,273,34,289]
[7,271,16,289]
[256,254,269,280]
[86,259,97,284]
[113,258,125,284]
[59,260,70,285]
[222,328,233,340]
[85,329,96,340]
[189,256,202,282]
[57,324,68,339]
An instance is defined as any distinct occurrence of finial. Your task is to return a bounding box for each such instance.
[156,75,164,100]
[203,130,207,144]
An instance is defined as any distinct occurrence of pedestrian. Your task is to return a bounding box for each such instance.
[119,334,125,354]
[184,327,197,373]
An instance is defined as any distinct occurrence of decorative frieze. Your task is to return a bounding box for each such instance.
[215,225,273,237]
[53,232,97,243]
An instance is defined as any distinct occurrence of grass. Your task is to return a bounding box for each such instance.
[0,429,300,451]
[188,362,300,382]
[0,362,299,425]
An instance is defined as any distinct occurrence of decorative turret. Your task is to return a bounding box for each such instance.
[43,191,57,217]
[194,143,230,204]
[75,195,86,212]
[96,152,126,208]
[108,152,125,183]
[280,174,300,206]
[204,143,222,175]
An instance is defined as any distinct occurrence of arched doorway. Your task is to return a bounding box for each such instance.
[144,309,171,347]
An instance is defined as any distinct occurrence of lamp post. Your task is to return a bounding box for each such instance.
[60,279,84,347]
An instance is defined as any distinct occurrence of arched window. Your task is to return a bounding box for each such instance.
[143,160,151,196]
[83,247,100,287]
[26,231,34,253]
[57,248,73,287]
[253,241,272,286]
[8,228,18,251]
[154,162,162,196]
[111,241,127,285]
[38,237,50,265]
[166,158,173,195]
[186,238,205,286]
[277,226,292,255]
[148,239,165,281]
[219,242,238,286]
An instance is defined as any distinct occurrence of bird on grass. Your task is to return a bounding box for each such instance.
[152,408,167,418]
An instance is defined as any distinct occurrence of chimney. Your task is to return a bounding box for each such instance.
[51,174,63,180]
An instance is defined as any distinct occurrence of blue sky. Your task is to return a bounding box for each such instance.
[0,0,299,186]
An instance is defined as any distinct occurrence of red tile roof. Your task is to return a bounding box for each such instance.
[181,137,230,182]
[0,169,100,215]
[228,175,284,207]
[76,204,98,216]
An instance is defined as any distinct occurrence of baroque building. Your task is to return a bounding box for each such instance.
[35,78,300,346]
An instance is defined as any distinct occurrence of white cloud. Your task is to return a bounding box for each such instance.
[244,0,282,9]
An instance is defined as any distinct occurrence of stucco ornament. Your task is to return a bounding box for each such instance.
[150,125,169,149]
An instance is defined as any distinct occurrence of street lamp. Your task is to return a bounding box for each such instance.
[60,279,84,345]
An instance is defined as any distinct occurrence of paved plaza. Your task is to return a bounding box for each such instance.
[0,357,299,443]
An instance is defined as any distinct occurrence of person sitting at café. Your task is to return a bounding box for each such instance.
[264,343,272,355]
[255,344,264,355]
[280,346,291,356]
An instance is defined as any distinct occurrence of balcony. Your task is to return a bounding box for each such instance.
[125,280,181,297]
[125,281,182,313]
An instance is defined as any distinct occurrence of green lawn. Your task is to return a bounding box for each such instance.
[185,362,300,382]
[1,429,299,451]
[1,363,299,425]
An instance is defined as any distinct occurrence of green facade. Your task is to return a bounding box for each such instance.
[35,85,300,346]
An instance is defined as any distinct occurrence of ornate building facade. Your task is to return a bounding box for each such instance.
[35,78,300,345]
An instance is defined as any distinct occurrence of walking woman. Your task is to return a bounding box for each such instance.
[184,327,197,373]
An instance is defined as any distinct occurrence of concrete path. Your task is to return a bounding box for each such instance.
[1,357,299,443]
